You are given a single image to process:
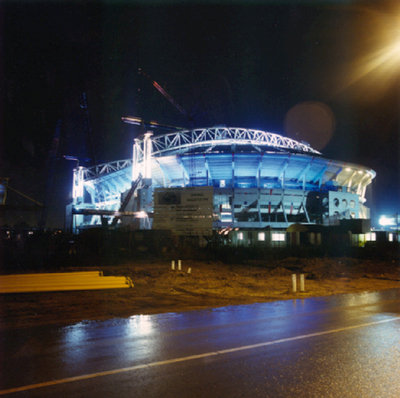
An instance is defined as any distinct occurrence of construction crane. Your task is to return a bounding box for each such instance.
[1,178,44,212]
[138,69,209,185]
[0,178,9,205]
[63,155,92,167]
[110,174,143,227]
[121,116,183,132]
[79,92,98,167]
[138,69,206,128]
[39,119,62,229]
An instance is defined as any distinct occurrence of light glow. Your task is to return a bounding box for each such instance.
[272,232,285,242]
[379,215,397,226]
[365,232,376,241]
[347,4,400,100]
[135,211,148,219]
[128,314,154,336]
[73,167,85,200]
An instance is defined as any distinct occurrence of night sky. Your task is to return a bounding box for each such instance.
[1,0,399,228]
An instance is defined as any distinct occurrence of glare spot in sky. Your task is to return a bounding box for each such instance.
[283,101,335,151]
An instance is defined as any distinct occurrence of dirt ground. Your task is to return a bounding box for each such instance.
[1,257,399,330]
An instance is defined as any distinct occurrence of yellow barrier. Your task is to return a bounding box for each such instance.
[0,272,134,293]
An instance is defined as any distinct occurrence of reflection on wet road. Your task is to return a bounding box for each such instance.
[1,289,399,397]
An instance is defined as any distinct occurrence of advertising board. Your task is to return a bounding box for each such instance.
[153,187,213,235]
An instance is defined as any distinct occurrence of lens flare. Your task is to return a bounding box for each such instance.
[344,4,400,101]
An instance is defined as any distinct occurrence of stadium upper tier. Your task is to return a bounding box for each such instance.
[74,127,375,207]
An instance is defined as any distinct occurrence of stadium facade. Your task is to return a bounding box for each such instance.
[66,127,376,236]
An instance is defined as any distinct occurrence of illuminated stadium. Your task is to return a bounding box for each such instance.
[66,126,376,235]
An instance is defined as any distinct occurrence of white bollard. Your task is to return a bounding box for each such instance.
[171,260,175,270]
[300,274,305,292]
[188,268,192,274]
[178,260,181,271]
[292,274,297,293]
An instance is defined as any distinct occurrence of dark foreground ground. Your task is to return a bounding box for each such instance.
[1,257,399,330]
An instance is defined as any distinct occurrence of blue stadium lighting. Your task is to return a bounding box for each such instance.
[67,127,376,233]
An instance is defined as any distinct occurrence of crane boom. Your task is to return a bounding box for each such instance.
[151,80,187,116]
[39,119,62,228]
[111,174,142,226]
[138,69,188,117]
[79,92,98,166]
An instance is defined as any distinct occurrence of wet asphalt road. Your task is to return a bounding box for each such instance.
[1,289,400,397]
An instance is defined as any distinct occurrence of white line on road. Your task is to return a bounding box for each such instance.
[1,316,399,396]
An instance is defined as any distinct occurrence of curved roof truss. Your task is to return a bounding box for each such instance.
[148,127,322,158]
[78,128,375,199]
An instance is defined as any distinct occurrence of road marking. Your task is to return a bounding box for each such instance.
[1,316,399,395]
